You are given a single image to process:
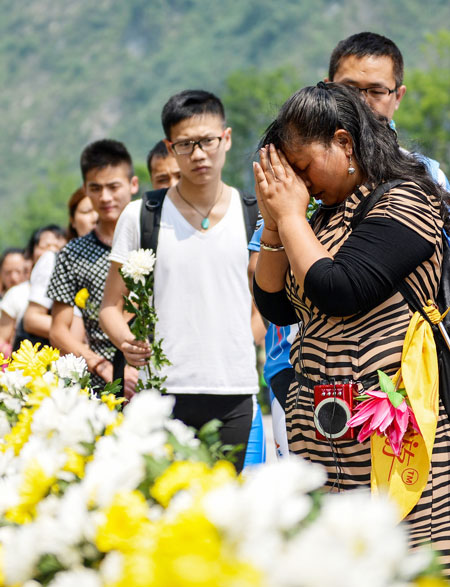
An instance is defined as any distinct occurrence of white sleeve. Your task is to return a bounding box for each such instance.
[436,167,447,189]
[28,251,56,310]
[109,200,142,265]
[0,282,30,322]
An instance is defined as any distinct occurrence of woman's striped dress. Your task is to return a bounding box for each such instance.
[285,182,450,570]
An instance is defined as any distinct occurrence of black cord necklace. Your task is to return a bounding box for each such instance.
[175,183,224,230]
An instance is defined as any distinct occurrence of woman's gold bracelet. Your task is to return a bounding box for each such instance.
[260,239,285,252]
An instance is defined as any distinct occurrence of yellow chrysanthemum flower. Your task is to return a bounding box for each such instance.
[107,527,156,587]
[34,345,60,373]
[0,544,4,587]
[150,509,261,587]
[415,579,449,586]
[2,409,33,455]
[5,459,55,524]
[8,340,59,378]
[151,460,236,508]
[105,412,124,436]
[75,288,90,309]
[25,377,55,407]
[95,490,152,554]
[102,393,126,411]
[9,340,41,373]
[0,352,9,367]
[63,447,86,478]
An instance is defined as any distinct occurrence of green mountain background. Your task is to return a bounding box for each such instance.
[1,0,449,248]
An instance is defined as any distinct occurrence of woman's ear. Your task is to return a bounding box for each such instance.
[334,129,353,156]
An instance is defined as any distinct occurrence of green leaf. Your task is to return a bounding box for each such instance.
[377,369,395,394]
[101,379,123,397]
[387,391,405,408]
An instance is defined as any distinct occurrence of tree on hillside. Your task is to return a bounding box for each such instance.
[396,30,450,175]
[222,66,301,190]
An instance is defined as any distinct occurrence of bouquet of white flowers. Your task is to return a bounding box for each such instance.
[120,248,170,394]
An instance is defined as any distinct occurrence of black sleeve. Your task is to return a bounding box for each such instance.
[253,276,299,326]
[304,216,434,316]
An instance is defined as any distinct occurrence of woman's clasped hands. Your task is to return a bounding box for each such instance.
[253,144,310,231]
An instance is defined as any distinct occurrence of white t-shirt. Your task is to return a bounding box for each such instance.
[0,281,30,324]
[110,189,259,395]
[29,251,81,317]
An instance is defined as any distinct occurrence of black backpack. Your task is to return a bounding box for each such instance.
[349,180,450,419]
[139,187,259,252]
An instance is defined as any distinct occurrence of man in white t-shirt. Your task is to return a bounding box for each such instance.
[100,90,260,472]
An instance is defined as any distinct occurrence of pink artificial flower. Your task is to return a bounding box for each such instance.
[347,389,420,456]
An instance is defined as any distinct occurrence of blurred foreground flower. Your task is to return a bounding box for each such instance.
[0,345,445,586]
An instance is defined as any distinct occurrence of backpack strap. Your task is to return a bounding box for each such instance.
[350,179,405,230]
[140,188,169,253]
[238,189,258,243]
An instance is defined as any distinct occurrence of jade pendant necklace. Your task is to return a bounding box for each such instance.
[175,182,224,230]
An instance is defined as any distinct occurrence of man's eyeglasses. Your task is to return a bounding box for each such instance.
[357,86,397,101]
[170,133,225,156]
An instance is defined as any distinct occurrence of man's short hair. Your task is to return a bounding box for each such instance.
[161,90,226,139]
[146,140,169,177]
[328,32,404,88]
[80,139,134,181]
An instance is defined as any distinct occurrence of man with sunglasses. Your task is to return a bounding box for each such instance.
[100,90,264,473]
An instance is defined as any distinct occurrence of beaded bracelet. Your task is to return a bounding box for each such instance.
[260,239,285,252]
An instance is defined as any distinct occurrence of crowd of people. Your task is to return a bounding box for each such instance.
[0,31,449,569]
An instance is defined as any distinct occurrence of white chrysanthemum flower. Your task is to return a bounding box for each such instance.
[1,524,42,585]
[203,457,327,573]
[47,568,101,587]
[0,394,23,413]
[0,409,11,436]
[30,386,116,453]
[54,354,88,383]
[121,248,156,285]
[120,389,174,437]
[280,491,408,587]
[206,457,325,533]
[30,486,95,570]
[0,369,32,395]
[82,436,147,508]
[0,476,21,514]
[165,418,200,448]
[99,551,124,585]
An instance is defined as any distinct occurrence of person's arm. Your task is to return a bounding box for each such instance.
[0,311,15,348]
[99,261,151,368]
[70,314,86,342]
[50,301,113,382]
[248,251,267,345]
[25,302,87,342]
[23,302,51,338]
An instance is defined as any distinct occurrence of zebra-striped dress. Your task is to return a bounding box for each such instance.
[285,182,450,570]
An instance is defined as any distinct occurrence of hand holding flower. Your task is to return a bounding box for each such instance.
[120,249,170,394]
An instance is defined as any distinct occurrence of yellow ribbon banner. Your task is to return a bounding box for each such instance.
[371,310,439,519]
